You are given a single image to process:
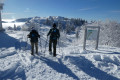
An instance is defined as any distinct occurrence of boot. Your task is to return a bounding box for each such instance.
[49,51,52,55]
[31,52,34,56]
[36,51,38,55]
[53,53,56,57]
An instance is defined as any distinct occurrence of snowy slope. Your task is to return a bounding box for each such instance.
[0,25,120,80]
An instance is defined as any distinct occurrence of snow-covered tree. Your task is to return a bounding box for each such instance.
[75,27,81,39]
[14,24,17,30]
[98,20,120,47]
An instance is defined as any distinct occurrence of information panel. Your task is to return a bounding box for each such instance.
[83,26,100,50]
[86,29,98,40]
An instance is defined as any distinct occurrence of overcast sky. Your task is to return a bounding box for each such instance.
[1,0,120,21]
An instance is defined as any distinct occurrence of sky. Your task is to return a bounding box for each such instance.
[1,0,120,22]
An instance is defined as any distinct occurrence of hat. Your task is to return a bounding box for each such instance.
[31,27,35,30]
[53,23,56,27]
[31,27,36,31]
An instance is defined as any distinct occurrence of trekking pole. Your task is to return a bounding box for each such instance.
[39,37,42,53]
[38,28,43,53]
[44,36,48,54]
[58,39,64,59]
[21,31,27,51]
[58,39,60,54]
[25,37,28,50]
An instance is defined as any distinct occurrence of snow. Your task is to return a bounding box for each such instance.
[0,23,120,80]
[2,22,25,28]
[2,19,15,23]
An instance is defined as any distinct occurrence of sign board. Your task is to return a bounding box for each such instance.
[83,26,100,50]
[86,29,98,40]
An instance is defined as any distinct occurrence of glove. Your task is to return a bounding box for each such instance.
[38,35,40,38]
[27,35,30,38]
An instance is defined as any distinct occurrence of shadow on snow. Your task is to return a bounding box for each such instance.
[0,32,30,49]
[86,50,120,54]
[0,63,26,80]
[0,51,16,59]
[65,56,120,80]
[40,56,80,80]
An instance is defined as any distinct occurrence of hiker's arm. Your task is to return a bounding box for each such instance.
[38,34,40,38]
[27,33,30,38]
[57,30,60,39]
[47,29,51,36]
[37,32,40,38]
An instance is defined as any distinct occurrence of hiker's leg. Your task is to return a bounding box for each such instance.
[53,40,57,57]
[35,42,38,54]
[31,42,34,55]
[49,39,52,52]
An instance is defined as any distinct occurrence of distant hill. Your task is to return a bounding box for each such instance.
[12,17,32,22]
[2,21,8,23]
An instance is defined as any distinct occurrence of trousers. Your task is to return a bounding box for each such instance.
[31,42,38,55]
[49,39,57,56]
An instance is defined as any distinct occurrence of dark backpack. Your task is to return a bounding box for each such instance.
[50,28,58,40]
[30,32,38,42]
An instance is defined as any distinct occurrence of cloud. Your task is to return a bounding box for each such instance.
[111,10,120,13]
[24,8,31,12]
[24,8,38,13]
[2,12,16,15]
[79,7,97,11]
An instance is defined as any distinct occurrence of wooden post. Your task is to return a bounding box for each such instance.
[83,26,87,50]
[0,3,4,31]
[95,26,100,50]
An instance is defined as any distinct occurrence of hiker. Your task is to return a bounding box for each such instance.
[47,23,60,57]
[27,27,40,55]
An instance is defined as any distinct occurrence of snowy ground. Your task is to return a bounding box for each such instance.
[0,25,120,80]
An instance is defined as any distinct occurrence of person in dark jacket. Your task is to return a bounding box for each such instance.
[27,28,40,55]
[47,23,60,57]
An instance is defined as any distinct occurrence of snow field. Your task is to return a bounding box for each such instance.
[0,25,120,80]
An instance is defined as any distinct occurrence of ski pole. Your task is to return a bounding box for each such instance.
[25,37,28,50]
[58,39,64,59]
[44,36,48,54]
[39,37,42,52]
[58,39,60,54]
[38,28,43,53]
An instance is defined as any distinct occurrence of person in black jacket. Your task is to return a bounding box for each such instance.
[27,28,40,55]
[47,23,60,57]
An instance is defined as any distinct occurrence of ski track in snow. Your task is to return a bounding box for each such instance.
[0,26,120,80]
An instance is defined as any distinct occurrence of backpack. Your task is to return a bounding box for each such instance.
[31,33,36,37]
[50,28,58,40]
[30,32,38,42]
